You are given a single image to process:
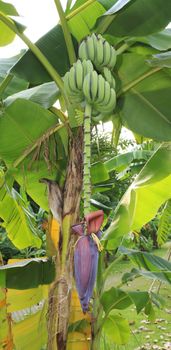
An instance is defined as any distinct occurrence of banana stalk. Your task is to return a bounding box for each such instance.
[83,103,92,216]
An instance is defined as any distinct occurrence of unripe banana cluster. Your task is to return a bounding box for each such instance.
[64,34,117,117]
[83,71,116,115]
[64,59,93,104]
[79,33,116,71]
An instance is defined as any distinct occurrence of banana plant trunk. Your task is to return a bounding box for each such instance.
[47,127,84,350]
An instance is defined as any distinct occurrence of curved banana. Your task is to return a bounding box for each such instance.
[87,35,95,62]
[64,72,72,96]
[95,38,104,67]
[82,59,94,76]
[90,70,98,102]
[64,63,83,103]
[100,88,116,114]
[98,80,111,108]
[68,66,77,92]
[74,60,83,90]
[95,74,105,105]
[83,72,92,103]
[103,40,112,67]
[108,46,116,70]
[79,40,89,61]
[103,67,116,89]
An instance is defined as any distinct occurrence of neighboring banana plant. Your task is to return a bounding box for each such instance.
[1,0,171,350]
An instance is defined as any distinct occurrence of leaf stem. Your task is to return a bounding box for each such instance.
[117,67,161,97]
[83,103,92,216]
[13,122,68,168]
[54,0,76,65]
[66,0,96,20]
[116,42,132,55]
[0,73,13,97]
[96,14,116,34]
[65,0,73,14]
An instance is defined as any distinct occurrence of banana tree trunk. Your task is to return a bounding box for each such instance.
[47,127,83,350]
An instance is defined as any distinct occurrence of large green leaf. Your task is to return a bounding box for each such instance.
[120,247,171,284]
[100,286,153,314]
[0,99,58,166]
[0,1,18,46]
[0,54,28,98]
[12,309,47,350]
[105,150,152,173]
[101,287,132,314]
[0,1,18,16]
[0,258,55,289]
[103,315,130,345]
[117,53,171,141]
[14,159,66,211]
[98,0,171,37]
[102,144,171,248]
[68,1,104,41]
[138,29,171,51]
[147,51,171,68]
[0,75,29,99]
[120,247,171,272]
[91,161,109,184]
[11,25,75,85]
[4,81,60,108]
[0,54,23,77]
[123,267,171,285]
[0,179,41,249]
[0,98,68,209]
[7,284,48,312]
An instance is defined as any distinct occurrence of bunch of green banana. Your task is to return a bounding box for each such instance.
[83,71,116,115]
[63,59,93,104]
[79,33,116,71]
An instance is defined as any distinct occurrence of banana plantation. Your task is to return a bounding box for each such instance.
[1,0,171,349]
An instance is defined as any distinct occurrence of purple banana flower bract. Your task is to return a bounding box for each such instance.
[73,210,104,313]
[74,235,99,313]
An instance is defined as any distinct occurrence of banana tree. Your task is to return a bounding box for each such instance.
[1,0,171,349]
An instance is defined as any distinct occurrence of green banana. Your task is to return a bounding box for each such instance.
[64,72,72,96]
[74,60,83,90]
[78,40,89,61]
[79,33,117,72]
[87,35,95,62]
[95,74,105,105]
[68,66,77,92]
[108,46,116,70]
[95,38,104,67]
[98,80,111,108]
[83,72,92,103]
[100,88,116,114]
[64,64,83,103]
[82,59,94,76]
[103,67,116,89]
[103,41,112,67]
[90,70,98,102]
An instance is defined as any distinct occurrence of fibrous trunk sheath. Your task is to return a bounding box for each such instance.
[47,127,83,350]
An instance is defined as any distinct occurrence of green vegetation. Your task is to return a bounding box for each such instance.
[0,0,171,349]
[105,243,171,350]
